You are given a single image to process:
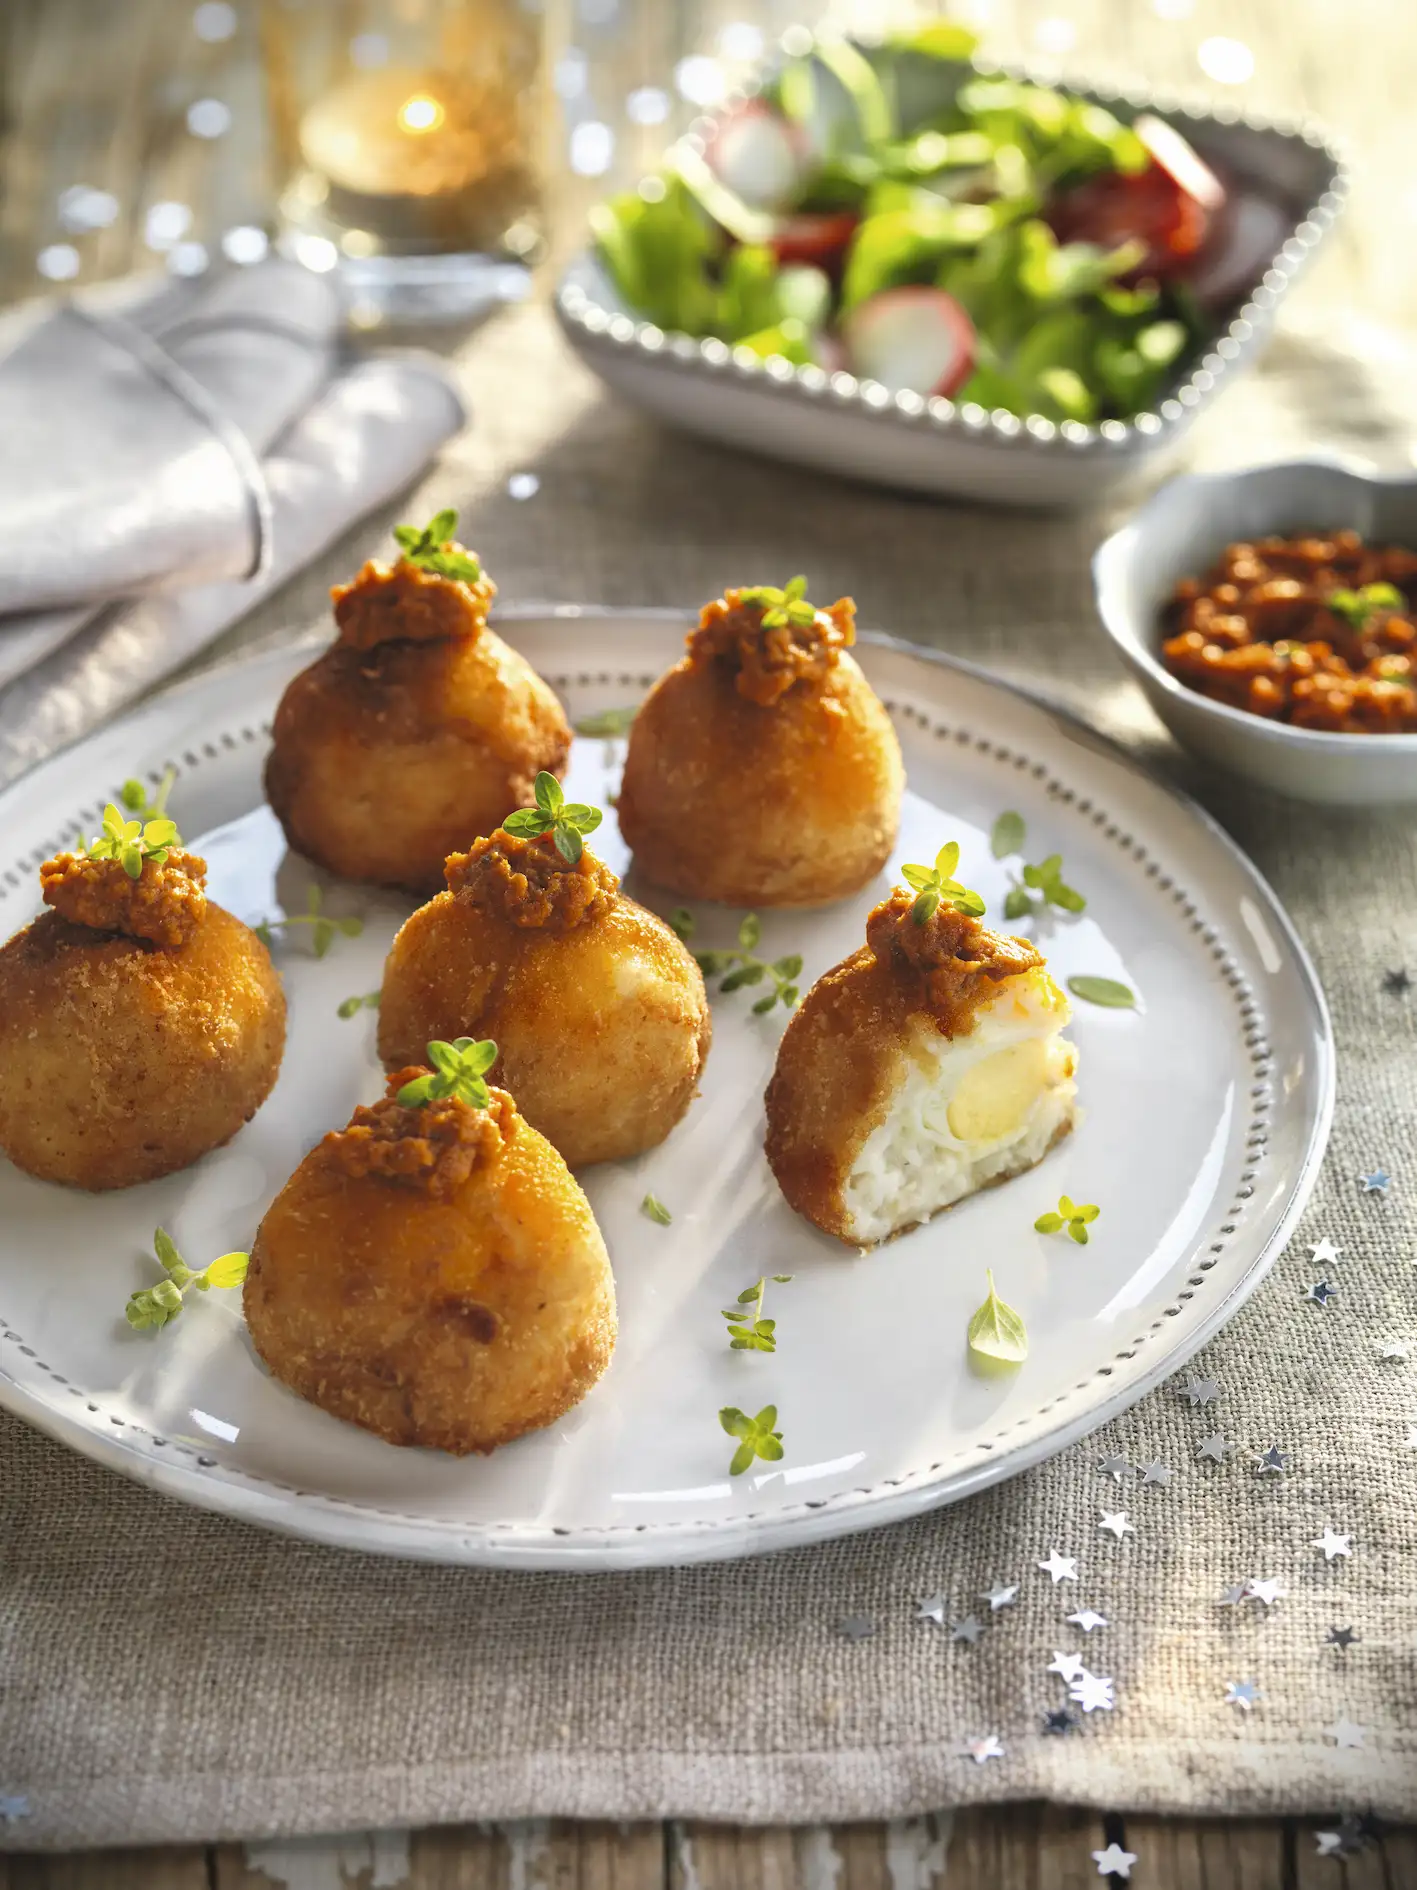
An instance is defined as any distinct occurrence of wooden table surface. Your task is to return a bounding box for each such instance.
[2,0,1414,1883]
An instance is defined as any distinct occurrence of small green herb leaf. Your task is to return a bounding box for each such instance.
[573,706,637,738]
[257,886,363,958]
[1327,582,1405,631]
[83,800,182,876]
[900,840,987,926]
[991,810,1026,858]
[397,1038,498,1112]
[118,765,177,824]
[125,1228,248,1333]
[503,774,603,864]
[393,508,482,584]
[1036,1194,1100,1242]
[1003,885,1033,922]
[967,1269,1028,1365]
[739,577,819,629]
[1067,975,1136,1009]
[670,907,695,941]
[337,990,381,1019]
[1005,849,1086,920]
[642,1193,672,1226]
[718,1403,784,1475]
[696,915,802,1012]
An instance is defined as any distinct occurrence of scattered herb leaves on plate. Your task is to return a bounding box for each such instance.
[573,706,637,738]
[696,913,802,1012]
[642,1193,673,1226]
[990,809,1025,858]
[720,1403,785,1475]
[1067,974,1136,1009]
[1036,1194,1101,1244]
[337,990,381,1019]
[721,1274,793,1352]
[967,1270,1028,1365]
[255,884,363,957]
[126,1227,249,1331]
[1003,851,1086,921]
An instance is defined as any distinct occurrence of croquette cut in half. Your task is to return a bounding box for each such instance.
[378,778,711,1168]
[0,814,285,1191]
[765,846,1078,1247]
[244,1042,616,1454]
[617,577,904,907]
[264,510,571,896]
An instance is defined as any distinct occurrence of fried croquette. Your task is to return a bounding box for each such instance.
[243,1062,615,1454]
[264,517,571,896]
[0,844,285,1191]
[378,826,711,1167]
[617,579,904,906]
[765,880,1078,1247]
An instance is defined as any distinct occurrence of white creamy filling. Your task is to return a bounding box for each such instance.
[841,982,1078,1246]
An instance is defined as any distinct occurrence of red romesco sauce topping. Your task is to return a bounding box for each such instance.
[321,1072,514,1198]
[687,588,856,706]
[39,847,208,949]
[331,556,497,652]
[865,889,1042,1037]
[445,829,617,932]
[1160,530,1417,732]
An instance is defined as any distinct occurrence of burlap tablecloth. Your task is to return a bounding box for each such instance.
[3,301,1416,1849]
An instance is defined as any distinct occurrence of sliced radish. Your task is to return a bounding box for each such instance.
[1133,114,1226,214]
[842,286,976,398]
[704,102,808,213]
[1183,188,1292,308]
[770,208,860,270]
[1048,163,1213,280]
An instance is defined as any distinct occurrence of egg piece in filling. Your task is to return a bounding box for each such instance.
[244,1054,616,1454]
[765,886,1077,1246]
[264,513,571,896]
[378,817,711,1168]
[0,833,285,1191]
[617,578,904,906]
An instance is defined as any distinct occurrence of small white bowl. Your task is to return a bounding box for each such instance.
[1093,458,1417,805]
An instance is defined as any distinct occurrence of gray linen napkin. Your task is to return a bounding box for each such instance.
[0,264,467,776]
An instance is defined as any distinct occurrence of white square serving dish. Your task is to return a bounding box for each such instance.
[555,38,1347,510]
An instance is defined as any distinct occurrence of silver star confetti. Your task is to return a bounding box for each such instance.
[1255,1445,1289,1476]
[1097,1455,1131,1483]
[1047,1650,1085,1682]
[0,1795,30,1825]
[837,1614,876,1641]
[1246,1577,1286,1607]
[1067,1608,1108,1634]
[1224,1679,1261,1711]
[1304,1280,1338,1307]
[1218,1583,1250,1607]
[960,1733,1005,1764]
[1091,1843,1136,1880]
[1314,1830,1350,1857]
[1360,1170,1391,1195]
[1313,1527,1352,1562]
[915,1594,948,1626]
[1042,1708,1077,1735]
[1179,1375,1220,1406]
[1323,1718,1367,1749]
[1038,1549,1078,1584]
[1139,1459,1172,1487]
[950,1615,984,1645]
[1380,1341,1410,1363]
[1309,1236,1343,1266]
[1197,1432,1232,1462]
[1069,1670,1115,1714]
[982,1583,1018,1611]
[1326,1625,1360,1651]
[1383,968,1412,995]
[1098,1510,1135,1540]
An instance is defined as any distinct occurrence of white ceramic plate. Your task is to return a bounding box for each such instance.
[0,611,1333,1567]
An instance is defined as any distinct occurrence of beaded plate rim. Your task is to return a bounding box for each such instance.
[0,615,1334,1566]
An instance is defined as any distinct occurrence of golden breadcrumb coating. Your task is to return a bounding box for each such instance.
[688,587,856,706]
[39,847,208,949]
[378,847,710,1168]
[764,894,1060,1244]
[332,556,496,652]
[0,901,285,1191]
[618,619,903,907]
[322,1069,513,1198]
[264,621,572,896]
[445,830,617,932]
[244,1085,615,1455]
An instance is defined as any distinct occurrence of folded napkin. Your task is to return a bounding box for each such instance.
[0,261,467,777]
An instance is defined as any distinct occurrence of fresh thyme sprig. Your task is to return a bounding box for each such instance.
[573,706,637,738]
[392,507,483,583]
[719,1404,784,1476]
[397,1037,498,1110]
[1035,1193,1100,1244]
[670,907,695,942]
[695,914,801,1013]
[1067,975,1136,1009]
[967,1270,1028,1365]
[125,1228,248,1331]
[738,574,818,629]
[1327,581,1405,631]
[80,803,180,880]
[990,809,1025,859]
[502,771,602,865]
[642,1193,672,1226]
[1003,852,1085,922]
[119,765,176,824]
[337,990,381,1019]
[901,841,986,926]
[721,1273,793,1352]
[254,885,363,957]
